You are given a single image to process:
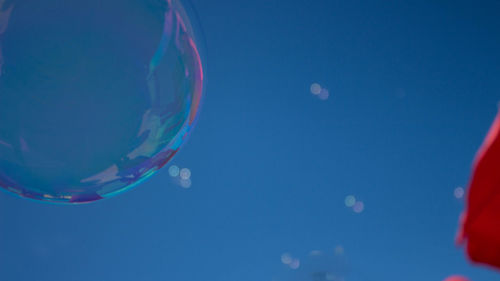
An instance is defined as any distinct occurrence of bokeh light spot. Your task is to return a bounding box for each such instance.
[289,258,300,270]
[353,201,365,213]
[344,195,356,207]
[281,253,292,265]
[310,83,322,95]
[180,178,192,189]
[318,89,330,100]
[168,165,180,177]
[454,186,465,199]
[180,168,192,180]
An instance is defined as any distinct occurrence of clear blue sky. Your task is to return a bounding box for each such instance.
[1,0,500,280]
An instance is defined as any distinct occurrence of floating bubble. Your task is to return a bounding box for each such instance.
[318,89,330,100]
[179,178,191,189]
[289,259,300,270]
[281,253,293,265]
[276,248,349,281]
[168,165,180,177]
[179,167,191,180]
[353,201,364,213]
[0,0,204,203]
[310,83,322,95]
[344,195,356,207]
[454,186,465,199]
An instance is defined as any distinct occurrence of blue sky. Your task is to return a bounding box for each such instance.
[1,0,500,280]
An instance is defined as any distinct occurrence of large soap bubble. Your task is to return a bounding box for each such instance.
[0,0,204,203]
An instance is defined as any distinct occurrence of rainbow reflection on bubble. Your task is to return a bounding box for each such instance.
[0,0,204,203]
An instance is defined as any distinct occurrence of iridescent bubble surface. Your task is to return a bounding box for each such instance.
[0,0,204,203]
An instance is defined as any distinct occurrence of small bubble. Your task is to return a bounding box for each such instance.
[180,178,192,189]
[318,89,330,100]
[353,201,364,213]
[281,253,292,265]
[454,187,465,199]
[310,83,322,95]
[344,195,356,207]
[168,165,180,177]
[180,168,191,180]
[289,258,300,270]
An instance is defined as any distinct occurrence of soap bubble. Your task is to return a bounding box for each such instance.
[179,178,191,189]
[281,253,293,265]
[353,201,364,213]
[168,165,180,177]
[275,249,349,281]
[454,186,465,199]
[179,167,191,180]
[289,259,300,270]
[344,195,356,207]
[310,83,322,95]
[0,0,204,203]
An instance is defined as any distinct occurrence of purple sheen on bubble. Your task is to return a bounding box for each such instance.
[318,89,329,100]
[0,0,204,203]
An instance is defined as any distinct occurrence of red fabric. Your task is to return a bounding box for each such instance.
[443,276,470,281]
[459,111,500,269]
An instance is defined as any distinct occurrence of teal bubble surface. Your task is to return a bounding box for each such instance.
[0,0,204,203]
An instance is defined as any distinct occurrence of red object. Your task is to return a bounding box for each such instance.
[444,276,470,281]
[458,111,500,269]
